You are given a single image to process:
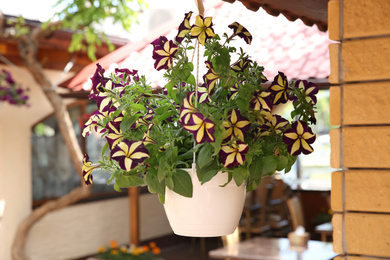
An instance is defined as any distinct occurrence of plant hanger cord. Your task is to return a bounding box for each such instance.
[192,0,204,170]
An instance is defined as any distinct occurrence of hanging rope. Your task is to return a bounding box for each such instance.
[192,0,204,170]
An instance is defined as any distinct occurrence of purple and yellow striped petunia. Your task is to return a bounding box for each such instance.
[291,80,319,105]
[82,110,107,137]
[182,113,215,143]
[250,90,273,111]
[222,109,251,141]
[228,22,253,45]
[219,141,249,168]
[105,121,124,150]
[111,140,150,171]
[179,92,199,125]
[190,15,215,45]
[203,61,220,95]
[231,57,251,72]
[151,37,178,71]
[175,12,193,43]
[283,120,316,156]
[258,114,289,137]
[82,154,101,185]
[269,72,289,105]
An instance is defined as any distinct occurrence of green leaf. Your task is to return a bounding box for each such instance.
[197,143,213,169]
[165,176,174,190]
[262,156,278,176]
[101,142,109,157]
[145,170,165,195]
[185,74,196,86]
[196,157,219,181]
[233,167,249,186]
[177,68,191,82]
[115,174,144,188]
[158,193,165,204]
[201,169,219,184]
[172,169,193,197]
[130,103,146,111]
[249,157,263,179]
[276,156,289,171]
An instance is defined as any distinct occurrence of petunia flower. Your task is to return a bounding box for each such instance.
[175,11,193,43]
[115,68,139,84]
[82,154,100,185]
[290,80,319,105]
[250,90,273,111]
[82,110,107,137]
[90,63,106,96]
[111,140,150,171]
[105,121,124,150]
[197,83,211,103]
[283,120,316,156]
[142,124,158,145]
[182,113,215,143]
[269,72,289,105]
[222,109,251,141]
[190,15,216,45]
[219,141,249,168]
[179,92,199,125]
[227,82,239,101]
[151,38,178,71]
[203,61,220,95]
[231,57,251,72]
[228,22,253,44]
[258,114,289,137]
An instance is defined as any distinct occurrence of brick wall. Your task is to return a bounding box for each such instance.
[328,0,390,258]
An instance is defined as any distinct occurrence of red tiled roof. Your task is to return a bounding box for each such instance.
[61,1,331,92]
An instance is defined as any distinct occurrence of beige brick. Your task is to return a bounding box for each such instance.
[342,37,390,82]
[329,86,341,126]
[344,82,390,125]
[334,257,345,260]
[348,256,385,260]
[343,0,390,39]
[345,170,390,213]
[332,213,343,254]
[329,43,340,84]
[330,128,341,168]
[331,171,343,212]
[345,213,390,257]
[343,126,390,168]
[328,0,340,41]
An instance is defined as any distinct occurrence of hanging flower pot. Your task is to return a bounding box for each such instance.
[80,10,318,237]
[164,168,246,237]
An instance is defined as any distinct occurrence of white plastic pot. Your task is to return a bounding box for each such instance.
[163,168,246,237]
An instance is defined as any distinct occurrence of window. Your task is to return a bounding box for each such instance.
[31,102,126,208]
[279,89,332,190]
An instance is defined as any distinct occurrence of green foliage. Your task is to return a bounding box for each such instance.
[82,13,318,201]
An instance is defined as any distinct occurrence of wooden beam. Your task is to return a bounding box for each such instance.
[129,187,140,246]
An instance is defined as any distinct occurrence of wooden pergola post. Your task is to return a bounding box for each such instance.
[129,187,139,246]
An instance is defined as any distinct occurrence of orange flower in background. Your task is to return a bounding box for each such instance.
[142,245,150,252]
[110,240,118,248]
[149,242,157,248]
[111,249,119,255]
[152,247,161,255]
[97,246,106,253]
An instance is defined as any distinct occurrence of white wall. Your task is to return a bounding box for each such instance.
[25,195,171,260]
[0,65,172,260]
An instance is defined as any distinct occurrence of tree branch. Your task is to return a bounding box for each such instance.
[11,30,92,260]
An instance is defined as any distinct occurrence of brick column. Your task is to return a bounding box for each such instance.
[328,0,390,259]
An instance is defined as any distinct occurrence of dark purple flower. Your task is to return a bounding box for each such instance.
[151,38,178,71]
[290,80,319,105]
[111,140,150,171]
[82,153,101,185]
[175,12,193,43]
[231,57,251,72]
[219,141,249,168]
[222,109,251,141]
[190,15,215,45]
[182,113,215,143]
[283,120,316,156]
[203,61,220,95]
[250,90,273,111]
[269,72,289,105]
[228,22,253,45]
